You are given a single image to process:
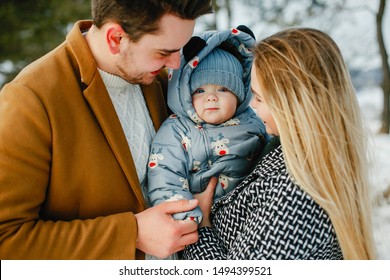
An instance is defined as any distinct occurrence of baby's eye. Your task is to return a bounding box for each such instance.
[193,88,205,94]
[217,87,229,92]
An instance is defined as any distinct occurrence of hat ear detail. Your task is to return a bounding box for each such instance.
[183,36,207,62]
[236,25,256,40]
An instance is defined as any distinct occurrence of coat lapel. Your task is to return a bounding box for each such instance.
[70,21,169,207]
[83,76,146,207]
[141,81,169,131]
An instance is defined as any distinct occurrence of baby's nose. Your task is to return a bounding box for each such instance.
[207,95,217,101]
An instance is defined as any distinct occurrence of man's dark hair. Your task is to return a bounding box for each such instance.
[92,0,213,42]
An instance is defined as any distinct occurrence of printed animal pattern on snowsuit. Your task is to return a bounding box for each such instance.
[219,174,233,189]
[148,148,164,169]
[180,132,191,152]
[223,118,240,126]
[179,177,190,191]
[210,133,230,156]
[187,110,203,124]
[147,27,269,224]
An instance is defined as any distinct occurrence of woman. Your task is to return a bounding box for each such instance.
[183,27,376,260]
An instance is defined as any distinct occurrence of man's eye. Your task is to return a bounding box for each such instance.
[159,52,170,57]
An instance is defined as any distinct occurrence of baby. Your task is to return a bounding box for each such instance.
[147,26,268,224]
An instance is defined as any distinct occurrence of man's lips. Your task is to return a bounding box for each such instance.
[150,69,161,76]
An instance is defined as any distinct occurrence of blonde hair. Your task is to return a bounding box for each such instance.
[253,28,375,259]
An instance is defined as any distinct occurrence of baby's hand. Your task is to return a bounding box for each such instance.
[194,177,218,228]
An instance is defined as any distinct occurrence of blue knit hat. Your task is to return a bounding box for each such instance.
[189,47,245,103]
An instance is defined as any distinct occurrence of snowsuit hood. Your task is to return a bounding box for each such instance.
[167,26,256,124]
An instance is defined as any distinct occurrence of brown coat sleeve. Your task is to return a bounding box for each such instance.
[0,80,142,259]
[0,21,158,259]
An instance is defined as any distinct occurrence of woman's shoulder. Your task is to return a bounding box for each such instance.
[251,147,335,231]
[211,144,342,259]
[252,143,285,177]
[212,145,285,207]
[217,145,319,216]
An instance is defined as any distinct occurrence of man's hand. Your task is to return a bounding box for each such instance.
[135,199,199,258]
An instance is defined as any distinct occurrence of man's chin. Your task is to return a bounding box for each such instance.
[125,75,155,85]
[139,76,156,85]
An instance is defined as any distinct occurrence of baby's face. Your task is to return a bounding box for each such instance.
[192,84,238,125]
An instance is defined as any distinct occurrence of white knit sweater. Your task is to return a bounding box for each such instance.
[98,69,156,193]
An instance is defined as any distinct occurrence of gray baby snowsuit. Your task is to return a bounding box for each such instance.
[147,27,268,223]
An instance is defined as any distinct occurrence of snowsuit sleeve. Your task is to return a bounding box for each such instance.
[147,116,203,223]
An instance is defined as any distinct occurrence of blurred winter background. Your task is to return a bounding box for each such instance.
[1,0,389,259]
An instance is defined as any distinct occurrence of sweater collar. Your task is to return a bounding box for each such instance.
[98,68,131,89]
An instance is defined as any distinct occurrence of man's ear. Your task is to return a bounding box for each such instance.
[106,24,125,54]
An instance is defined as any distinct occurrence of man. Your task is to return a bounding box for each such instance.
[0,0,212,259]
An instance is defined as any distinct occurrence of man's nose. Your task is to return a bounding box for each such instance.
[165,52,181,69]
